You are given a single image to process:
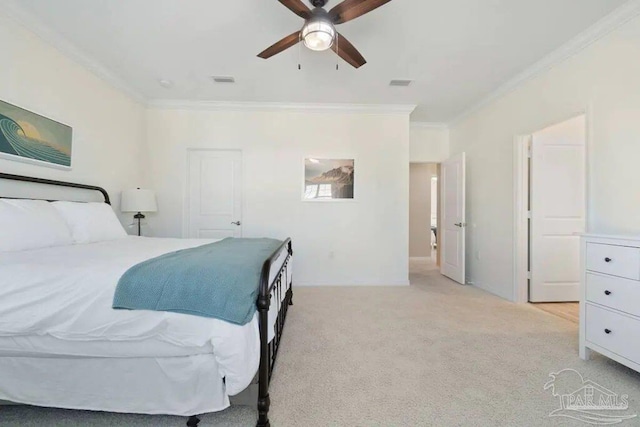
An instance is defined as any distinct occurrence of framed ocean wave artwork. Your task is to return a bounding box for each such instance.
[0,100,72,169]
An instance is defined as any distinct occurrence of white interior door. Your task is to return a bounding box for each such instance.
[441,153,466,284]
[187,149,242,239]
[529,115,585,302]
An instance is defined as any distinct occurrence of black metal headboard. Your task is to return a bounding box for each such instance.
[0,172,111,204]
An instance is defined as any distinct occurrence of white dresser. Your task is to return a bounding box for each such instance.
[580,234,640,372]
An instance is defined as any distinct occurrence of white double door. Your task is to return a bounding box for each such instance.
[187,149,243,239]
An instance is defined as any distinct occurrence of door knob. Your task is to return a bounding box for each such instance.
[604,290,612,296]
[231,221,241,226]
[604,328,612,334]
[454,223,464,227]
[604,257,612,263]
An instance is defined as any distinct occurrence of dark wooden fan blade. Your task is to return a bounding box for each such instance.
[257,31,301,59]
[278,0,312,19]
[331,32,366,68]
[328,0,392,25]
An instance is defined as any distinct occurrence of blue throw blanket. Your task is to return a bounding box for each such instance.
[112,238,284,325]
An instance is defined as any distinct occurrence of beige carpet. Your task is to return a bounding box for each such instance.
[3,263,640,426]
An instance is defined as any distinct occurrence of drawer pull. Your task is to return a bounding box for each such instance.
[604,257,612,263]
[604,290,612,295]
[604,328,612,334]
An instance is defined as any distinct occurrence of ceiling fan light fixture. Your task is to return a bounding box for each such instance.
[301,19,335,52]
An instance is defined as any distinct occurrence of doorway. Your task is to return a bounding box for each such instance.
[409,162,440,275]
[514,114,587,307]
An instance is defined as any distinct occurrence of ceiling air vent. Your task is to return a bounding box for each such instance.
[389,79,413,87]
[212,76,235,84]
[158,79,174,88]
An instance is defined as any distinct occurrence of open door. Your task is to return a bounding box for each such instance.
[441,153,466,284]
[529,115,585,302]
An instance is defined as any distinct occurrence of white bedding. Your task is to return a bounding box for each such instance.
[0,236,290,396]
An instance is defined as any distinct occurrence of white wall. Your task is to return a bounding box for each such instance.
[409,163,436,257]
[450,14,640,301]
[1,13,412,287]
[0,15,146,221]
[146,108,411,286]
[409,125,449,162]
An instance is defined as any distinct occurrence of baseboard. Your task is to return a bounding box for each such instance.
[295,280,410,287]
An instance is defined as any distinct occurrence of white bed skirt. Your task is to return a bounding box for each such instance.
[0,354,229,416]
[0,266,292,417]
[0,238,293,416]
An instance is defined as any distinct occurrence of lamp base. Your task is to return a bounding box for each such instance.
[133,212,145,237]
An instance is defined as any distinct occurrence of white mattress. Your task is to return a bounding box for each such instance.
[0,236,291,397]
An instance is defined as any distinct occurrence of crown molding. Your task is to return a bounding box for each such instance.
[410,122,449,130]
[1,0,147,105]
[450,0,640,126]
[147,100,417,115]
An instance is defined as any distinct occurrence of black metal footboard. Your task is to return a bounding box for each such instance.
[256,238,293,427]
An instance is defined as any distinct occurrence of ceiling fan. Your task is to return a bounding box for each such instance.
[257,0,393,69]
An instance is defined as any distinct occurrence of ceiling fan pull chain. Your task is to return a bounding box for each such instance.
[336,33,339,71]
[298,32,302,70]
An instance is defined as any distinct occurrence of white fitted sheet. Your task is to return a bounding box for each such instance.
[0,236,291,398]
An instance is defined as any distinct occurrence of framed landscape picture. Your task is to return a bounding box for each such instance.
[303,158,354,201]
[0,100,72,169]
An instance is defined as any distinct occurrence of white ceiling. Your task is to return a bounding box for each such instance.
[7,0,628,122]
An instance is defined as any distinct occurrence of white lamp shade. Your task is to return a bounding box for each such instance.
[121,189,158,213]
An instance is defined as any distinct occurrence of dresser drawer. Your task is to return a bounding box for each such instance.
[586,273,640,317]
[585,243,640,280]
[586,304,640,363]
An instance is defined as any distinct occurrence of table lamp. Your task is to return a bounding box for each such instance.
[121,188,157,236]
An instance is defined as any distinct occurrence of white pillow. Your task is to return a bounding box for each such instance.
[0,199,74,252]
[52,201,127,244]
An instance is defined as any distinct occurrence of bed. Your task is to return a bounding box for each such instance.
[0,172,293,427]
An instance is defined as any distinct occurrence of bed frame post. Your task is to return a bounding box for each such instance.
[257,293,271,427]
[256,238,292,427]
